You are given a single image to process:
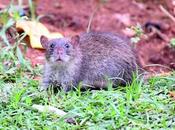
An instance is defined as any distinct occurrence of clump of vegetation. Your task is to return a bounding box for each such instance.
[170,38,175,48]
[130,23,144,44]
[0,71,175,129]
[0,1,40,82]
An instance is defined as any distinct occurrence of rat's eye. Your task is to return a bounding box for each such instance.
[50,44,54,49]
[65,43,70,48]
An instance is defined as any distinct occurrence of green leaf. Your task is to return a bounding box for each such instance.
[5,67,17,74]
[170,38,175,47]
[0,12,9,25]
[131,37,140,44]
[12,10,21,21]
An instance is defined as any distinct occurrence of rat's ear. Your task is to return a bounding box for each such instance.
[40,35,48,49]
[71,35,80,46]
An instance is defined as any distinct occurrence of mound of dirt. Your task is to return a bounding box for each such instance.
[1,0,175,73]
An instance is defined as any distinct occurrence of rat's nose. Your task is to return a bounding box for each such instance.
[57,47,64,55]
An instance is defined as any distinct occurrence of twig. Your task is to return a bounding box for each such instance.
[32,104,67,117]
[148,26,169,42]
[86,4,100,33]
[159,5,175,23]
[87,0,108,33]
[143,64,172,70]
[32,104,77,124]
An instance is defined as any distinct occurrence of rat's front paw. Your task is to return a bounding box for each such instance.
[61,84,71,92]
[39,82,49,91]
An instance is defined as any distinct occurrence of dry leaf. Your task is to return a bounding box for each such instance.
[169,91,175,100]
[16,20,63,49]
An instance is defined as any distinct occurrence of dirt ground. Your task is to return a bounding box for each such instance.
[1,0,175,73]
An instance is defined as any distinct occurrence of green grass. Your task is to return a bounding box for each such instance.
[0,62,175,130]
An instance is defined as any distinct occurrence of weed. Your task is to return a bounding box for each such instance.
[130,23,144,45]
[170,38,175,48]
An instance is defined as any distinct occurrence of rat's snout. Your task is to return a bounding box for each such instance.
[56,47,64,55]
[52,46,70,62]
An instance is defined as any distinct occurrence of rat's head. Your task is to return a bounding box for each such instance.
[40,35,80,64]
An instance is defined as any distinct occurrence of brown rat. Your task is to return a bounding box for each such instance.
[40,32,139,91]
